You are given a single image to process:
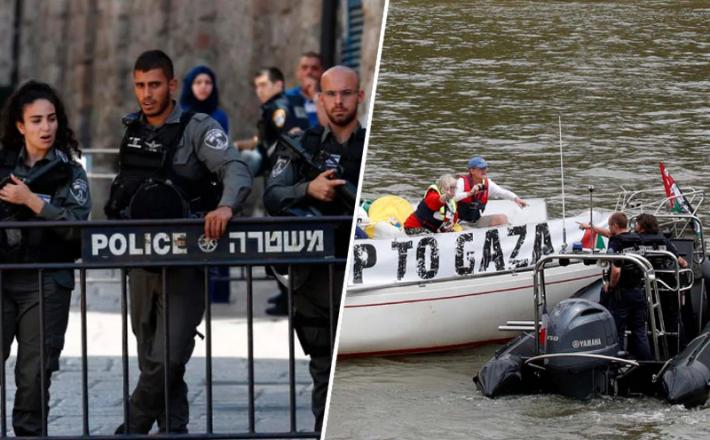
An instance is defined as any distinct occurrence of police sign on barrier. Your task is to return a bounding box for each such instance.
[82,222,336,264]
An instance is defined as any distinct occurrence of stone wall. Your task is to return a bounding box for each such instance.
[1,0,385,146]
[0,0,385,217]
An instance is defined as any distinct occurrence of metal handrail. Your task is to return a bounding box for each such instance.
[524,353,640,368]
[532,253,660,358]
[0,216,350,439]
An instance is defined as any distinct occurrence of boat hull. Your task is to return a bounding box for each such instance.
[340,263,602,356]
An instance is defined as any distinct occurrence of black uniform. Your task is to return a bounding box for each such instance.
[607,232,652,360]
[257,92,310,174]
[0,146,91,436]
[637,232,686,350]
[263,124,364,431]
[106,104,252,434]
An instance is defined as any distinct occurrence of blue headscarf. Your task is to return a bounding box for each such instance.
[180,65,220,115]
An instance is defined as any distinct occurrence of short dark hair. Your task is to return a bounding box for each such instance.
[134,50,174,79]
[609,212,628,229]
[0,80,81,158]
[636,213,659,234]
[301,51,322,63]
[254,67,285,84]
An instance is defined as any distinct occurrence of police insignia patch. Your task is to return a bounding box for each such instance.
[70,179,89,206]
[324,153,341,170]
[204,129,229,150]
[273,108,287,128]
[271,157,290,177]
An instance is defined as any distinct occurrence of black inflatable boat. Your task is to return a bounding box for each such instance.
[474,247,710,408]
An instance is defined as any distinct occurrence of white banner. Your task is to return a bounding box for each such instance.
[350,211,609,287]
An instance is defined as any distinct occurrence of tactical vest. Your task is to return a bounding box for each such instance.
[105,111,220,219]
[0,148,77,263]
[302,126,364,186]
[414,184,457,233]
[637,232,676,270]
[257,94,310,173]
[609,232,646,288]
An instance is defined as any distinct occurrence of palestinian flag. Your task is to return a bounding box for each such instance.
[659,162,694,214]
[581,228,605,250]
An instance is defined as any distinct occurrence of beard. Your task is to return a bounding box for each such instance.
[142,96,171,117]
[327,106,357,127]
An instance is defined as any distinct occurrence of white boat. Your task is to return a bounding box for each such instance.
[338,199,610,357]
[341,263,603,356]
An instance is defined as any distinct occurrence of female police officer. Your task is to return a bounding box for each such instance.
[0,81,91,436]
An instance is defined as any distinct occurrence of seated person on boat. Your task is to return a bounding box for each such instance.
[455,156,527,227]
[403,174,459,235]
[605,211,652,360]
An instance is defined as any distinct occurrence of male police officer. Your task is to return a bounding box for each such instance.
[106,50,252,434]
[264,65,365,431]
[605,212,652,360]
[252,67,310,175]
[248,67,311,315]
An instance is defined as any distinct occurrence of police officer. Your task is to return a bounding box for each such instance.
[264,65,365,431]
[253,67,310,175]
[0,81,91,436]
[105,50,252,434]
[635,213,688,350]
[250,67,311,315]
[605,212,652,360]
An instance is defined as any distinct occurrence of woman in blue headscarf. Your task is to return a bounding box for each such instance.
[180,65,229,133]
[180,66,233,303]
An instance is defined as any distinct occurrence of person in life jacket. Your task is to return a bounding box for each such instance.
[0,81,91,436]
[403,174,459,235]
[605,212,652,360]
[455,156,527,227]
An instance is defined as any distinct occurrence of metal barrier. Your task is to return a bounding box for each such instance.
[0,216,350,439]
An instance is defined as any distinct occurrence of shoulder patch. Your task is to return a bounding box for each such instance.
[203,128,229,150]
[270,157,290,178]
[70,178,89,206]
[273,108,287,128]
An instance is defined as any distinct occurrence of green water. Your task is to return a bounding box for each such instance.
[328,1,710,439]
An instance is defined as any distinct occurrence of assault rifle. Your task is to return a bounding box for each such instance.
[0,157,66,221]
[277,133,357,214]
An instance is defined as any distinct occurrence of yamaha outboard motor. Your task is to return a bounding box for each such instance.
[544,299,619,399]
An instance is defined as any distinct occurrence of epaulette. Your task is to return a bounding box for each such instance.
[190,112,209,122]
[55,149,70,163]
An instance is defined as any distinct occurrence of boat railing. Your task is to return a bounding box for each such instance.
[532,252,672,361]
[652,214,706,264]
[616,187,705,219]
[524,353,640,369]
